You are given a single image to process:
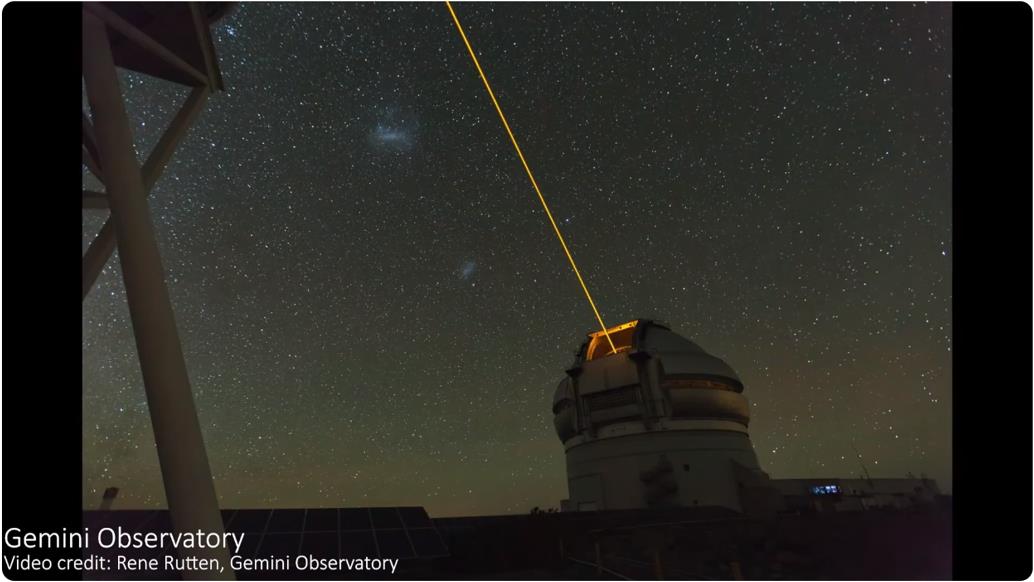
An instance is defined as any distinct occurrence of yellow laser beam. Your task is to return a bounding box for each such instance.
[444,0,617,354]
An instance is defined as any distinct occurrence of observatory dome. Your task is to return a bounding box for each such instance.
[552,319,750,444]
[551,319,770,512]
[589,321,742,390]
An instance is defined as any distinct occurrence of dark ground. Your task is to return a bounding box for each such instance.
[80,502,951,580]
[433,502,951,580]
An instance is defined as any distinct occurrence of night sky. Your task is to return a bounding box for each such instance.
[82,2,952,517]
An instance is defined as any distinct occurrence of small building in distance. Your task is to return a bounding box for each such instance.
[772,477,942,513]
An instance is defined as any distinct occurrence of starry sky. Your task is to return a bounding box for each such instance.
[82,2,952,517]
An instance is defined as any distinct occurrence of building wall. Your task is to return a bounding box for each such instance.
[565,429,763,512]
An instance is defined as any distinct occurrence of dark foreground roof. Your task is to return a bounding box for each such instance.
[83,507,446,580]
[86,2,229,89]
[82,502,951,580]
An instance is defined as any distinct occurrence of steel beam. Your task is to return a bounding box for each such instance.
[189,2,223,90]
[82,13,233,579]
[83,190,109,210]
[82,86,209,299]
[83,146,105,184]
[82,110,104,171]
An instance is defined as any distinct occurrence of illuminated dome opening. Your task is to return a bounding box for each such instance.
[585,320,639,361]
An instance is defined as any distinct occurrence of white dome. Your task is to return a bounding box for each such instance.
[636,325,743,390]
[567,320,743,390]
[552,319,750,444]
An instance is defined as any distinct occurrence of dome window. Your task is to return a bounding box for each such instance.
[585,320,639,361]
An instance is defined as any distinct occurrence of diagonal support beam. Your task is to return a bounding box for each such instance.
[83,111,105,181]
[82,13,233,579]
[83,145,105,184]
[82,85,209,299]
[189,2,223,90]
[83,110,101,163]
[140,86,211,192]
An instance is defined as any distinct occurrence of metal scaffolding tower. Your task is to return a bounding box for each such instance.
[81,3,234,579]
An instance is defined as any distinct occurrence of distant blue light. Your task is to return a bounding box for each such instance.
[811,484,841,495]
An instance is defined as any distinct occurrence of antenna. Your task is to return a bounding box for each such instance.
[850,443,874,488]
[99,487,119,511]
